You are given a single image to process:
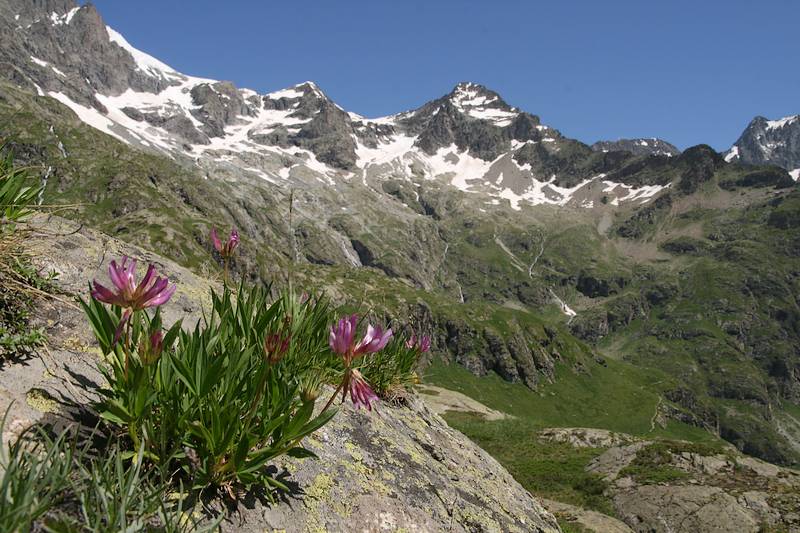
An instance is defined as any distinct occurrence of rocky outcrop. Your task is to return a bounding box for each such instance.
[544,428,800,533]
[539,427,637,449]
[0,215,560,532]
[405,302,566,390]
[592,138,680,157]
[190,81,255,138]
[676,144,725,194]
[542,499,634,533]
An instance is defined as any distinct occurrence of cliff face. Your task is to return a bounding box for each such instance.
[0,214,560,533]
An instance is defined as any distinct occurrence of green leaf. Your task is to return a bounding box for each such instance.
[286,446,318,459]
[169,353,198,396]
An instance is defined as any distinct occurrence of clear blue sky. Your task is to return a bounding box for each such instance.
[90,0,798,151]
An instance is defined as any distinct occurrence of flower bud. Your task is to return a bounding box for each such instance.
[264,333,290,365]
[140,330,164,365]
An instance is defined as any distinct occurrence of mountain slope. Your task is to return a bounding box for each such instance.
[3,0,800,471]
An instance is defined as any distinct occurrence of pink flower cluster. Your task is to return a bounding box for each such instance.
[211,227,239,258]
[406,334,431,353]
[329,314,392,410]
[329,315,392,365]
[92,257,176,343]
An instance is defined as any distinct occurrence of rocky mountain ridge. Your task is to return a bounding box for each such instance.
[591,138,681,157]
[0,0,682,211]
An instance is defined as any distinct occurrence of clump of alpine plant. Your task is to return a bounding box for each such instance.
[406,334,431,353]
[80,229,405,497]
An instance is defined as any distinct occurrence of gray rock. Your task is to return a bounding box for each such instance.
[726,115,800,171]
[614,485,761,533]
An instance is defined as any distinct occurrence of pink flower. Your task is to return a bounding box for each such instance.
[91,256,176,311]
[329,315,357,357]
[329,315,392,365]
[348,369,379,411]
[405,334,431,353]
[355,324,393,355]
[211,227,239,258]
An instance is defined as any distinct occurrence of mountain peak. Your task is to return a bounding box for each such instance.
[438,82,519,127]
[295,81,326,98]
[448,82,508,106]
[726,114,800,173]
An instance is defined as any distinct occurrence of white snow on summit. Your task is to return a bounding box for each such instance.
[449,83,518,127]
[766,115,799,131]
[106,26,185,81]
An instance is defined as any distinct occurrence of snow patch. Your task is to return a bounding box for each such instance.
[724,145,740,163]
[466,107,517,126]
[30,56,65,77]
[766,115,799,131]
[601,180,669,203]
[425,145,499,190]
[50,7,80,26]
[47,92,129,144]
[106,26,183,81]
[266,87,306,100]
[790,169,800,181]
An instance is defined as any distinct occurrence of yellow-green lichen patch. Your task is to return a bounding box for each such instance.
[306,473,334,501]
[344,441,364,461]
[407,446,426,464]
[342,457,369,476]
[302,472,353,529]
[26,388,57,413]
[358,475,390,496]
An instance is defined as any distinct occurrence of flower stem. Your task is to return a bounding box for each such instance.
[124,316,132,380]
[321,378,346,414]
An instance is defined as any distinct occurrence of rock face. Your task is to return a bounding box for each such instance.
[244,396,557,532]
[545,428,800,533]
[725,115,800,175]
[0,215,560,533]
[592,138,681,157]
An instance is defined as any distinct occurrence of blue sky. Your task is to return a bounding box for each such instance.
[90,0,798,151]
